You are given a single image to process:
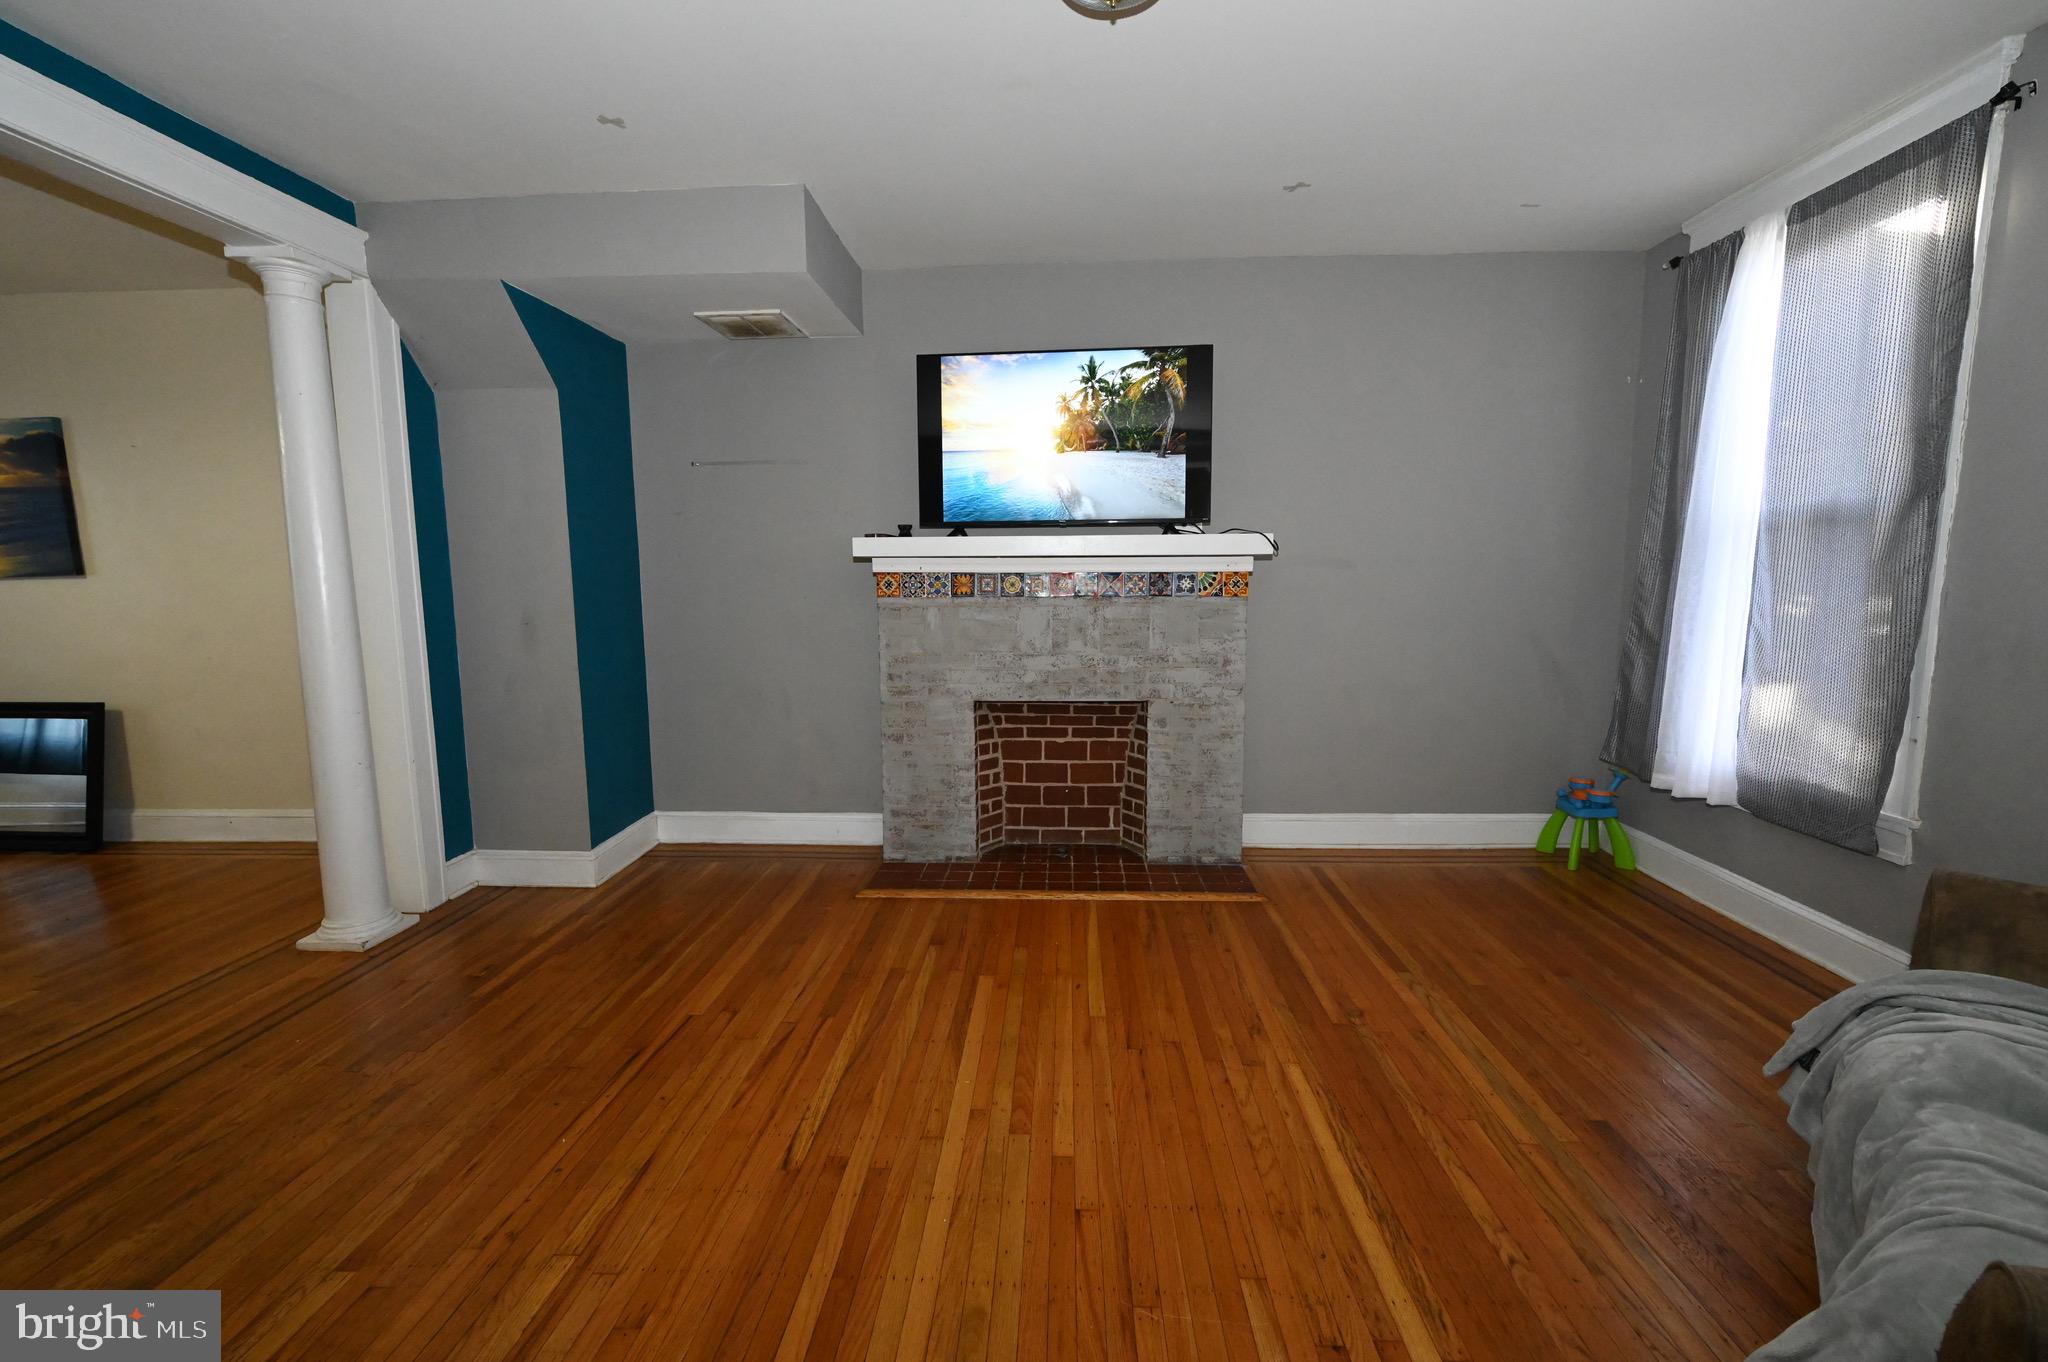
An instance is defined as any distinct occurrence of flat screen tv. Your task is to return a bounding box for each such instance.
[918,345,1212,529]
[0,701,106,852]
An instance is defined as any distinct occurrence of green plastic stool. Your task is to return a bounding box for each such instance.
[1538,808,1636,870]
[1539,772,1637,870]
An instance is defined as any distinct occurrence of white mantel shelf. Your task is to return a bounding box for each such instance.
[852,531,1276,573]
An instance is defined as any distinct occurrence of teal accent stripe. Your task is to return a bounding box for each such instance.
[401,346,474,858]
[0,17,356,224]
[503,285,655,845]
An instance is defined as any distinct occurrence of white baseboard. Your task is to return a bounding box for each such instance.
[1242,812,1549,848]
[462,848,599,889]
[594,812,662,881]
[443,849,481,897]
[434,808,1906,984]
[648,811,1544,850]
[1629,830,1908,982]
[657,810,885,845]
[653,812,1545,849]
[106,808,317,842]
[457,812,660,890]
[1240,814,1904,981]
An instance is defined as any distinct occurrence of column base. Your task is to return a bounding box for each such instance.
[296,912,419,953]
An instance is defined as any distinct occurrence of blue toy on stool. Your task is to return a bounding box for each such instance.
[1538,770,1636,870]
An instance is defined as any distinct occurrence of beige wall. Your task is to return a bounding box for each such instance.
[0,288,311,813]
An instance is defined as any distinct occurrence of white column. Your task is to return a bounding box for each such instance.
[234,248,416,951]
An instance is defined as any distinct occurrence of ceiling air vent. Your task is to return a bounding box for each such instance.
[692,308,808,339]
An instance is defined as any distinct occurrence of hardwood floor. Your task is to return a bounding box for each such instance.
[0,844,1837,1360]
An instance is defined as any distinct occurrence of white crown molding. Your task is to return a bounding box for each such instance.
[1684,34,2024,247]
[0,50,366,277]
[657,810,886,845]
[106,808,317,842]
[1628,830,1908,982]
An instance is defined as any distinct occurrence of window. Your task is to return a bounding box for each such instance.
[1606,84,2006,861]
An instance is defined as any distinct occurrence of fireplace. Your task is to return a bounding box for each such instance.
[976,701,1147,854]
[856,534,1274,865]
[870,572,1252,864]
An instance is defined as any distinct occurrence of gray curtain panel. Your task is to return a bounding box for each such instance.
[1602,230,1743,778]
[1736,107,1993,852]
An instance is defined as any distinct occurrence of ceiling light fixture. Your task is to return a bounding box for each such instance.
[1062,0,1161,23]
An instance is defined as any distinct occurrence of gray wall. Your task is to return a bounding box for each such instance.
[1617,37,2048,949]
[363,187,865,345]
[631,252,1646,817]
[438,387,591,852]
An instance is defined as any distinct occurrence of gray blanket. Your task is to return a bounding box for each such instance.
[1749,969,2048,1361]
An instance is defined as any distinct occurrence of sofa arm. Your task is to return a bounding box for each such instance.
[1938,1261,2048,1361]
[1910,870,2048,991]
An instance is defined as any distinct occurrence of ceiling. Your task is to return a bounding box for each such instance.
[6,0,2045,270]
[0,157,252,294]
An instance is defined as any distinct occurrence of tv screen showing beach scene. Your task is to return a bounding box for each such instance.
[918,345,1211,527]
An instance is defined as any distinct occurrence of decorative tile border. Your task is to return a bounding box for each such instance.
[877,569,1250,600]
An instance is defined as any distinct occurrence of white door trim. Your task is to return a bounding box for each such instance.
[0,48,445,918]
[0,51,364,277]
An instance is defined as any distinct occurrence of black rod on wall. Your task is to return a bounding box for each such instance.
[1990,79,2038,112]
[1664,83,2032,275]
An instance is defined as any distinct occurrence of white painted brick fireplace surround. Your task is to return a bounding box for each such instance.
[855,535,1275,862]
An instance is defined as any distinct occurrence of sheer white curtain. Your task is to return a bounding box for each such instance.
[1652,211,1787,804]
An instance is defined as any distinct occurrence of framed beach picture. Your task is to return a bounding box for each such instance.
[0,417,85,579]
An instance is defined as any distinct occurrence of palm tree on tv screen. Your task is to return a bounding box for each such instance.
[1076,355,1123,450]
[1120,347,1188,456]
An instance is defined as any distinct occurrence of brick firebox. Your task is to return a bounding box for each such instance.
[875,592,1248,864]
[975,702,1147,854]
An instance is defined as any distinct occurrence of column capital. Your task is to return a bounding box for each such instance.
[225,245,354,299]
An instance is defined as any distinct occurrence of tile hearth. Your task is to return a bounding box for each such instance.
[857,845,1261,901]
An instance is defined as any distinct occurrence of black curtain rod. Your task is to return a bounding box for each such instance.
[1664,85,2032,272]
[1991,79,2037,112]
